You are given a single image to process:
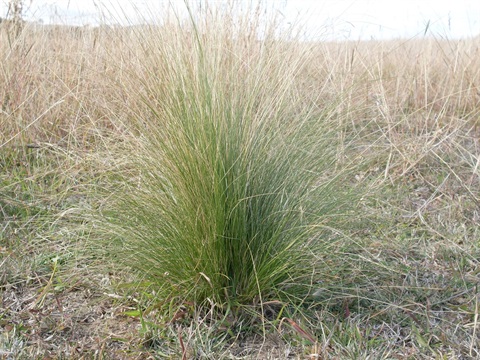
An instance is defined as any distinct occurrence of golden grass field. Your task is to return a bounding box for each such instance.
[1,7,479,359]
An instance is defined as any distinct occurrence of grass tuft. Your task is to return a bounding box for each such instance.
[93,4,366,311]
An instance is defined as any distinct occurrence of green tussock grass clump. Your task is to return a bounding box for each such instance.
[93,4,368,310]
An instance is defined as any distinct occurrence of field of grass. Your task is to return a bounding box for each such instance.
[1,3,479,359]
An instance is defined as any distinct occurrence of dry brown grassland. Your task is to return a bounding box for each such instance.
[1,17,479,359]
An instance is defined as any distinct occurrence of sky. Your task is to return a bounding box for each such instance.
[1,0,479,40]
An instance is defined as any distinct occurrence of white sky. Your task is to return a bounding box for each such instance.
[2,0,480,40]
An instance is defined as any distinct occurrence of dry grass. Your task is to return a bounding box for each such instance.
[1,8,479,359]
